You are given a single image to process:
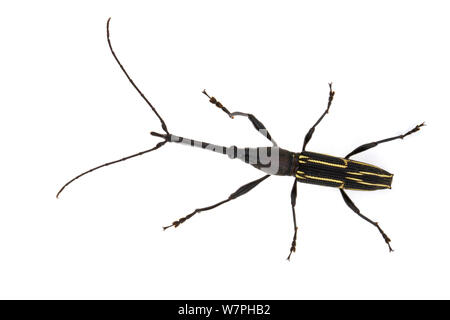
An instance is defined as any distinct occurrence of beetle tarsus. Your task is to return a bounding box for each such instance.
[202,89,234,118]
[375,222,394,252]
[287,227,298,261]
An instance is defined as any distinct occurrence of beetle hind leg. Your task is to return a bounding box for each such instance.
[345,122,425,159]
[339,189,393,252]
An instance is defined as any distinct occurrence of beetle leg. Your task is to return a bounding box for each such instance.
[202,90,277,146]
[339,189,393,252]
[163,175,270,230]
[345,122,425,159]
[287,179,299,260]
[302,83,335,151]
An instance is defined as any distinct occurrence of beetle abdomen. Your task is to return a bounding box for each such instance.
[296,151,393,191]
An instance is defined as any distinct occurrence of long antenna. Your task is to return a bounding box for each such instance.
[106,17,169,134]
[56,18,170,198]
[56,141,166,198]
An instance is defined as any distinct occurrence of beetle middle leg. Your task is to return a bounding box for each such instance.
[287,179,299,260]
[302,83,335,151]
[202,90,277,146]
[163,175,270,230]
[339,189,393,252]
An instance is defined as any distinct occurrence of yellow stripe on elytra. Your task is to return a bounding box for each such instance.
[304,175,343,184]
[358,171,393,178]
[357,181,392,189]
[346,177,363,182]
[296,174,306,179]
[347,171,364,176]
[299,155,309,159]
[307,159,348,168]
[298,160,307,164]
[348,159,384,170]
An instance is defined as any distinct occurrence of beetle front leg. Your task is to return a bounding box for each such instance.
[202,90,277,146]
[163,174,270,230]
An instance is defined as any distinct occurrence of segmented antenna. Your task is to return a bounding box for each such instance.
[56,141,166,198]
[56,18,169,198]
[106,18,169,135]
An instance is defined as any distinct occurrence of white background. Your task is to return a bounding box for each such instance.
[0,1,448,299]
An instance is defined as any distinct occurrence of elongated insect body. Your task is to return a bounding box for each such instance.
[57,18,425,260]
[154,133,394,188]
[296,152,393,190]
